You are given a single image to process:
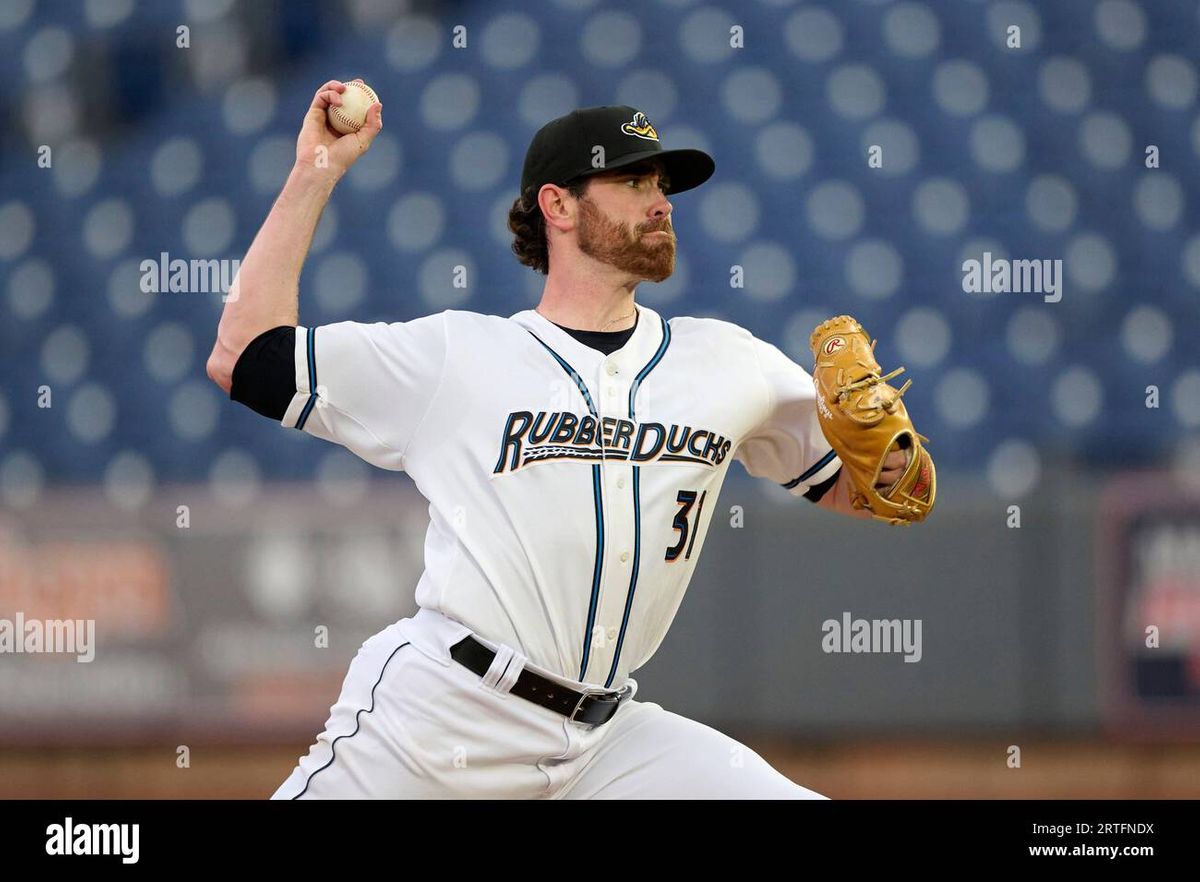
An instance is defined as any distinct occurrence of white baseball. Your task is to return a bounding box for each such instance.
[327,80,379,135]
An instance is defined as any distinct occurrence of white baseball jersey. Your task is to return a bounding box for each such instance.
[279,304,840,688]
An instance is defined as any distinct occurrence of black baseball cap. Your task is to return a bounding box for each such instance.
[520,105,715,197]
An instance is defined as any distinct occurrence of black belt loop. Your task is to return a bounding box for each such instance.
[449,635,633,726]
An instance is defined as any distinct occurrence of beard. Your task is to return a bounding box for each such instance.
[575,195,676,283]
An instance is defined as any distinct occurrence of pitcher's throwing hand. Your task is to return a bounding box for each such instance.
[295,78,382,179]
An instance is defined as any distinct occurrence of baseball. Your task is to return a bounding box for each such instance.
[327,79,379,135]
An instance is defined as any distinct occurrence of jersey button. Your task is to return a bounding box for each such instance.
[616,476,626,489]
[605,362,619,376]
[620,551,630,563]
[606,627,618,642]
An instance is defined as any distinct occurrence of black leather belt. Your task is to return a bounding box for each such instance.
[450,635,633,726]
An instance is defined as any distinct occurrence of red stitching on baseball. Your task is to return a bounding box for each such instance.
[329,81,378,133]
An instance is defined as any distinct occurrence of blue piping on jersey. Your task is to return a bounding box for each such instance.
[628,315,671,419]
[524,330,605,683]
[606,314,671,686]
[296,327,318,430]
[526,331,599,416]
[783,448,838,489]
[605,464,641,688]
[580,463,605,680]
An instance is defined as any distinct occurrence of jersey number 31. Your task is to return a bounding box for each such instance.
[665,489,707,562]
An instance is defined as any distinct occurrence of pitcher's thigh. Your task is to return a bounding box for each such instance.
[272,639,426,799]
[563,701,828,800]
[271,633,565,799]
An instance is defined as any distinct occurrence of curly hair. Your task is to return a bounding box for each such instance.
[507,179,589,275]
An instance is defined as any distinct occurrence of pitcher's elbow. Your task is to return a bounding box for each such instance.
[206,344,235,395]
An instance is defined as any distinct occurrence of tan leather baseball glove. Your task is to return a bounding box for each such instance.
[809,315,936,525]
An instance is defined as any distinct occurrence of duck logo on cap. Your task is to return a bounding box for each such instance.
[621,111,659,142]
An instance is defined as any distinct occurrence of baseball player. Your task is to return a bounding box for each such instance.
[206,81,932,799]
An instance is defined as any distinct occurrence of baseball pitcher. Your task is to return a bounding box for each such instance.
[206,81,935,799]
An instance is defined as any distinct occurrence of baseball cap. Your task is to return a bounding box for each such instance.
[520,105,715,197]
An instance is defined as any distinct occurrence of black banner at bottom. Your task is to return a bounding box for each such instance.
[0,799,1189,871]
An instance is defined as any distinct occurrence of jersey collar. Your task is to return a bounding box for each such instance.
[512,302,664,370]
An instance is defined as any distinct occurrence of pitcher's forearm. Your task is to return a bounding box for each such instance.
[207,165,338,391]
[206,79,381,393]
[221,165,336,348]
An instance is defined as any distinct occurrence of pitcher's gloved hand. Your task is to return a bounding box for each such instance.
[809,315,936,525]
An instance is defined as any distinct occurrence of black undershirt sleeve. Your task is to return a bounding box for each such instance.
[803,466,841,503]
[230,325,297,421]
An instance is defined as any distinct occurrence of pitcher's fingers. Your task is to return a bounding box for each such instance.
[309,80,347,110]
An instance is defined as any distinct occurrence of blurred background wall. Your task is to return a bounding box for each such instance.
[0,0,1198,798]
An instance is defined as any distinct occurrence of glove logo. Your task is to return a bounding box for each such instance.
[621,111,659,142]
[823,336,846,356]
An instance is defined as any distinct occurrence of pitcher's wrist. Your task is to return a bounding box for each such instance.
[288,159,343,192]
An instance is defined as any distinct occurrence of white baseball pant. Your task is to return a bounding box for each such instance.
[271,607,828,800]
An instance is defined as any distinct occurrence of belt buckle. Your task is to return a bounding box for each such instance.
[568,685,610,723]
[569,683,633,725]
